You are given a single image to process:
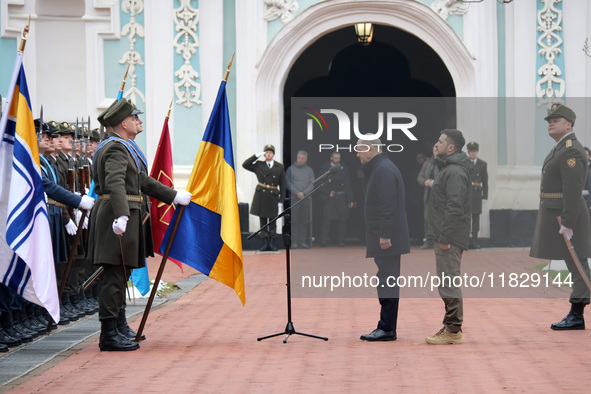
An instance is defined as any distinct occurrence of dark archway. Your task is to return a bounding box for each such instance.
[283,24,456,245]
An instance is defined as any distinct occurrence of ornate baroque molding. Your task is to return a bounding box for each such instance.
[173,0,201,108]
[263,0,299,24]
[430,0,469,21]
[120,0,146,104]
[536,0,565,105]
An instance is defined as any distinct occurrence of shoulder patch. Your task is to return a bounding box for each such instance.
[566,140,572,148]
[567,158,576,168]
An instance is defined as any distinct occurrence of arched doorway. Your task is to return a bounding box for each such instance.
[282,24,456,245]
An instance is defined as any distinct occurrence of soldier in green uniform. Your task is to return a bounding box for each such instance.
[88,99,191,351]
[242,144,286,251]
[530,104,591,330]
[466,142,488,249]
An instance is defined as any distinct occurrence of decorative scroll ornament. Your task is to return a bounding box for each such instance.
[263,0,300,24]
[536,0,565,106]
[430,0,469,20]
[173,0,201,108]
[119,0,146,104]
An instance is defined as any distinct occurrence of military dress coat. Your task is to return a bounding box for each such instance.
[470,158,488,214]
[530,133,591,260]
[88,134,176,269]
[242,154,286,218]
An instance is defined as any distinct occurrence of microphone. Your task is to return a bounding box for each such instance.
[312,165,340,186]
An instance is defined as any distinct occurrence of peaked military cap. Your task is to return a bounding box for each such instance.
[466,141,479,151]
[545,103,576,126]
[89,128,101,141]
[34,119,52,134]
[103,99,144,127]
[97,99,118,127]
[48,120,60,136]
[263,144,275,153]
[58,122,75,135]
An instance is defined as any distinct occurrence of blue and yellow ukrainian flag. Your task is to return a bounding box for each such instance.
[0,64,60,322]
[161,80,245,305]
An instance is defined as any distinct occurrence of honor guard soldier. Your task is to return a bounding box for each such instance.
[88,99,191,351]
[466,141,488,249]
[243,144,286,251]
[530,104,591,330]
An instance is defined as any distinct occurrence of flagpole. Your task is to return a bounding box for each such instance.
[116,64,131,101]
[0,15,30,134]
[135,55,235,342]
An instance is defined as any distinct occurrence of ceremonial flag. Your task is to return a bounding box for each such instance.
[161,80,245,305]
[149,108,183,270]
[0,63,60,322]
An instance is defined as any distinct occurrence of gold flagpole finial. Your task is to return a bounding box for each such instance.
[166,97,173,118]
[18,15,31,53]
[223,52,235,82]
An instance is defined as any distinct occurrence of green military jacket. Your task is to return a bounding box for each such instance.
[242,154,286,218]
[470,158,488,214]
[530,133,591,260]
[88,133,176,268]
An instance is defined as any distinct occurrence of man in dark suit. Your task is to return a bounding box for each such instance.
[530,104,591,331]
[357,139,410,342]
[466,141,488,249]
[242,144,286,251]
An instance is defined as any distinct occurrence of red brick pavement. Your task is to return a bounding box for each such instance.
[8,247,591,393]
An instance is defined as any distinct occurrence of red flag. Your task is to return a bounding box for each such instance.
[149,112,183,269]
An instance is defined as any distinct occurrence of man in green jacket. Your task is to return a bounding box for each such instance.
[426,129,472,345]
[88,99,192,351]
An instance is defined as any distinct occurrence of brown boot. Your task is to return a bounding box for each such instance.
[425,327,463,345]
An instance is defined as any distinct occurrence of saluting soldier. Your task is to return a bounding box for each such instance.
[530,104,591,330]
[242,144,286,251]
[466,141,488,249]
[88,99,191,351]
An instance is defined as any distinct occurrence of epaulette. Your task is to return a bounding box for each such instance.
[566,140,572,148]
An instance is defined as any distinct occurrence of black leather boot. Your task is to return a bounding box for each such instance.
[551,303,585,330]
[267,237,278,252]
[99,318,139,351]
[259,237,269,252]
[117,309,145,341]
[0,320,21,347]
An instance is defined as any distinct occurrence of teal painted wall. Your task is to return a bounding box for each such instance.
[0,6,17,99]
[104,3,147,151]
[534,1,565,165]
[172,0,202,166]
[223,0,237,163]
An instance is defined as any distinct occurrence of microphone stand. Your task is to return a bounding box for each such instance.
[249,178,331,343]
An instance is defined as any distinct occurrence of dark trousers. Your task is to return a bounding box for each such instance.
[471,213,480,237]
[98,264,128,321]
[259,217,277,238]
[565,257,591,305]
[291,198,311,245]
[375,255,401,332]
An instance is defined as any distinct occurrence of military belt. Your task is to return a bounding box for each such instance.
[98,194,144,203]
[471,182,482,187]
[258,182,278,190]
[539,192,563,199]
[47,199,66,208]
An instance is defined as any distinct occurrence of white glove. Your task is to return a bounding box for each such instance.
[79,195,94,210]
[82,215,89,230]
[278,202,283,208]
[257,151,266,158]
[559,225,573,240]
[173,190,192,206]
[583,190,590,197]
[112,215,129,235]
[65,219,77,236]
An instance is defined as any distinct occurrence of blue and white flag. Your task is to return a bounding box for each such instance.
[0,60,60,323]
